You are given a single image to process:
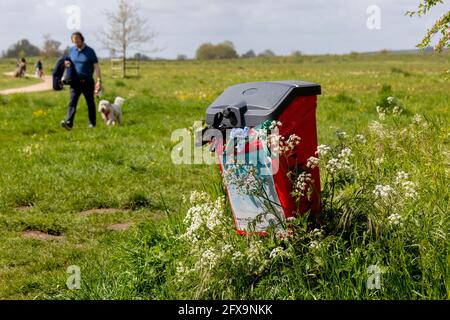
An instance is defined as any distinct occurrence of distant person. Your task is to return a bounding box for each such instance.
[14,58,27,78]
[60,31,102,130]
[35,59,43,78]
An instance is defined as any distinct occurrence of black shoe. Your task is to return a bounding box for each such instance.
[60,120,72,131]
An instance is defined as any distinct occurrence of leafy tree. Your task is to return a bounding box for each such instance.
[406,0,449,51]
[41,34,62,58]
[3,39,40,58]
[134,53,151,60]
[177,54,188,60]
[241,50,256,58]
[196,41,238,60]
[258,49,276,57]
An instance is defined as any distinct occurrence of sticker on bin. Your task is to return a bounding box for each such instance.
[221,149,285,233]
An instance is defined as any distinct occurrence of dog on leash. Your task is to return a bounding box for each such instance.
[98,97,125,126]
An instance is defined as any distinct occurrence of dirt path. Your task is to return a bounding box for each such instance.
[0,72,52,95]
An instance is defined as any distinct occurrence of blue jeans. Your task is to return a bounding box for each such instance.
[65,79,96,127]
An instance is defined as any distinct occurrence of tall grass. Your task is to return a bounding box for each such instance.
[0,53,448,299]
[75,103,449,300]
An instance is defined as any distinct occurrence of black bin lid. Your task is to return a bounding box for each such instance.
[206,81,321,128]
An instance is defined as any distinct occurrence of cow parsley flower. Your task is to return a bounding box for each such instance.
[309,240,321,249]
[293,172,313,196]
[336,130,348,139]
[326,147,353,174]
[394,172,417,199]
[395,171,410,184]
[401,181,418,199]
[275,229,294,240]
[373,184,393,199]
[269,120,282,130]
[199,249,220,269]
[368,121,388,138]
[247,241,265,267]
[355,134,367,144]
[269,247,285,259]
[282,134,301,154]
[374,157,385,166]
[388,213,403,227]
[306,156,320,169]
[376,106,386,120]
[412,114,423,125]
[221,244,234,254]
[310,228,324,239]
[189,191,210,206]
[316,145,331,157]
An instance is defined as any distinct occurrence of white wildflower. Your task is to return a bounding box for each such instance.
[176,265,186,274]
[402,181,418,199]
[339,147,352,159]
[376,106,386,120]
[232,251,243,264]
[310,228,324,239]
[355,134,367,144]
[316,145,331,157]
[206,197,225,230]
[199,249,220,269]
[221,244,233,254]
[293,172,313,196]
[336,130,348,139]
[326,147,353,174]
[306,156,320,169]
[411,114,428,128]
[374,157,385,166]
[388,213,403,227]
[281,134,301,154]
[269,247,285,259]
[189,191,210,206]
[412,114,423,125]
[269,120,282,130]
[275,229,294,240]
[309,241,321,249]
[393,106,402,116]
[223,165,260,195]
[368,121,388,138]
[394,172,418,199]
[395,171,410,184]
[373,184,393,199]
[182,193,226,242]
[326,158,339,173]
[247,241,264,266]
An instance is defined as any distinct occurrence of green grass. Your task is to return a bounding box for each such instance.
[0,52,448,299]
[0,58,42,90]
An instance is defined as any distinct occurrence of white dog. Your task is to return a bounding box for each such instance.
[98,97,125,126]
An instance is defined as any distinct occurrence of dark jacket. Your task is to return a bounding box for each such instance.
[52,57,78,91]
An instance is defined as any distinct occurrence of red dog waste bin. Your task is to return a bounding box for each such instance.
[204,81,321,234]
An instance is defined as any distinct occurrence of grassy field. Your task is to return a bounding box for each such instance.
[0,52,448,299]
[0,59,42,90]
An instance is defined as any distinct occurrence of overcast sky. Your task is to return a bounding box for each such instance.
[0,0,448,58]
